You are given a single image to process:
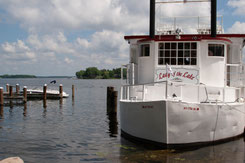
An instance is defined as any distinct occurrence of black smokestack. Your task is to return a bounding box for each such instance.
[150,0,155,39]
[211,0,217,37]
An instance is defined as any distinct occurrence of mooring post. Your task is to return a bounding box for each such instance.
[43,84,47,100]
[111,91,118,113]
[107,87,118,114]
[0,87,4,106]
[23,86,27,103]
[16,84,20,94]
[43,84,47,108]
[59,84,63,99]
[72,85,75,99]
[9,86,13,97]
[6,84,9,93]
[107,86,114,108]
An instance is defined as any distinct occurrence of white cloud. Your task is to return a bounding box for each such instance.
[0,0,220,75]
[0,30,128,75]
[228,0,245,15]
[0,0,148,34]
[76,38,90,49]
[227,21,245,33]
[1,40,36,63]
[64,57,73,64]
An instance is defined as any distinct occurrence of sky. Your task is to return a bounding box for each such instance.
[0,0,245,76]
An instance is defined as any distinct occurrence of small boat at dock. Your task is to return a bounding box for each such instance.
[27,89,69,98]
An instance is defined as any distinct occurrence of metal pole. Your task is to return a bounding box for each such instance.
[166,65,168,99]
[121,66,123,84]
[132,63,135,85]
[150,0,156,39]
[211,0,217,37]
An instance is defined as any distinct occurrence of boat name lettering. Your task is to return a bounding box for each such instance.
[158,71,195,80]
[142,105,154,109]
[184,107,199,111]
[156,68,199,84]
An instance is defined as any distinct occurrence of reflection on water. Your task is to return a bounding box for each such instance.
[23,103,27,117]
[107,113,118,137]
[0,105,3,119]
[0,78,244,162]
[119,137,245,163]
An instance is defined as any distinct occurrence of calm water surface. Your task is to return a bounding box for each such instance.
[0,78,244,163]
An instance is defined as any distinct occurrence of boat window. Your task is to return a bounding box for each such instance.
[158,42,197,65]
[140,44,150,57]
[208,44,224,57]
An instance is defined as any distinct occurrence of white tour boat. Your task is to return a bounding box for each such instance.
[120,0,245,146]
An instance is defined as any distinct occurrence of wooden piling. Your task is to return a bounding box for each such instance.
[59,84,63,99]
[16,84,20,94]
[43,84,47,100]
[72,85,75,98]
[108,112,118,137]
[9,86,13,97]
[43,99,47,108]
[23,86,27,103]
[43,84,47,108]
[107,87,118,114]
[107,87,114,108]
[0,87,3,106]
[111,91,118,112]
[6,84,9,93]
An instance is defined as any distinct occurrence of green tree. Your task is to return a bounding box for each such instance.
[109,70,114,78]
[84,67,100,79]
[113,68,121,78]
[101,69,110,79]
[76,70,85,79]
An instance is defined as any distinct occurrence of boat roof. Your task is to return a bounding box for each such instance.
[125,34,245,44]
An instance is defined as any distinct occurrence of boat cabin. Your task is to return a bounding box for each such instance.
[125,34,245,88]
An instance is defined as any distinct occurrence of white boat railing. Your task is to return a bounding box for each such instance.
[155,15,224,35]
[120,62,245,103]
[121,81,242,103]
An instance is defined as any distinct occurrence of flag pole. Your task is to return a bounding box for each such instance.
[166,64,168,99]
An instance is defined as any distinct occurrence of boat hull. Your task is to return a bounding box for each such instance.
[120,100,245,145]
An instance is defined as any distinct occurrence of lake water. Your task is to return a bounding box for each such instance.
[0,78,244,163]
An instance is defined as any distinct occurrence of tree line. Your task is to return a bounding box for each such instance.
[0,74,36,78]
[76,67,127,79]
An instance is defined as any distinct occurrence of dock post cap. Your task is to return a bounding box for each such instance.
[0,87,3,90]
[60,84,63,86]
[6,84,9,85]
[44,84,47,86]
[16,84,19,86]
[23,86,27,89]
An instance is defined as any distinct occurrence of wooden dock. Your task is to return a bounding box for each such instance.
[0,84,74,106]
